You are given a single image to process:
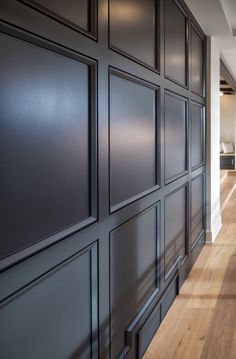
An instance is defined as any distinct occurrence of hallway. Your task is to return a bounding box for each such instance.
[144,174,236,359]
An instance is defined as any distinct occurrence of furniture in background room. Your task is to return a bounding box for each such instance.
[220,153,235,169]
[220,142,235,169]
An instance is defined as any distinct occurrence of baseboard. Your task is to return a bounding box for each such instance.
[206,230,213,243]
[206,213,222,243]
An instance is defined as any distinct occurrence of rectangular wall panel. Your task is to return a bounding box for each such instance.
[165,186,188,278]
[109,0,157,68]
[21,0,96,36]
[191,175,204,249]
[164,91,188,183]
[138,304,161,359]
[191,23,204,96]
[110,205,159,358]
[164,0,187,86]
[0,33,96,260]
[0,243,98,359]
[191,102,205,169]
[109,70,159,210]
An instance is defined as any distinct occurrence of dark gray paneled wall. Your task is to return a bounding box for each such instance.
[0,33,93,259]
[0,0,206,358]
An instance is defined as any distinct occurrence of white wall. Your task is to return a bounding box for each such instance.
[220,95,236,147]
[206,37,222,242]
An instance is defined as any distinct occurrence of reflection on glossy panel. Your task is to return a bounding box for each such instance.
[191,25,204,95]
[0,33,91,259]
[110,72,157,208]
[109,0,157,67]
[165,0,187,85]
[165,92,187,182]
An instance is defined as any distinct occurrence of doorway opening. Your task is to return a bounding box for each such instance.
[219,61,236,211]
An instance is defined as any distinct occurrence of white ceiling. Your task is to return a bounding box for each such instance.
[185,0,236,80]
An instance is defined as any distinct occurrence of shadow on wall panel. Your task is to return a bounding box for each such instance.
[164,91,188,184]
[109,204,160,358]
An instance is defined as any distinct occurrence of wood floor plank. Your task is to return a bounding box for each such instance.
[144,308,214,359]
[187,236,235,308]
[200,255,236,359]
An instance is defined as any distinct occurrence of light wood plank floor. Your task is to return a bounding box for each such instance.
[144,174,236,359]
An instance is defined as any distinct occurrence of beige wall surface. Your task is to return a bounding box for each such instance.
[220,95,236,146]
[206,37,222,243]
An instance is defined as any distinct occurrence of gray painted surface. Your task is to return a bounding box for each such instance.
[110,0,157,68]
[165,0,187,85]
[164,92,187,182]
[110,73,157,208]
[191,102,204,169]
[0,0,206,358]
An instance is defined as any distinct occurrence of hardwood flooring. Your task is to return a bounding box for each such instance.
[200,255,236,359]
[144,174,236,359]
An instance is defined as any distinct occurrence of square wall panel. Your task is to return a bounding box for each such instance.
[109,70,159,210]
[109,0,157,68]
[164,0,187,86]
[164,91,188,183]
[191,102,205,169]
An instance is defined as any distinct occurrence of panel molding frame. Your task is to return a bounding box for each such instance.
[164,0,189,89]
[0,22,98,272]
[164,90,189,185]
[109,202,161,358]
[190,172,206,251]
[108,67,161,213]
[190,20,205,98]
[0,241,99,359]
[164,183,189,281]
[191,100,206,171]
[18,0,98,40]
[108,0,160,73]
